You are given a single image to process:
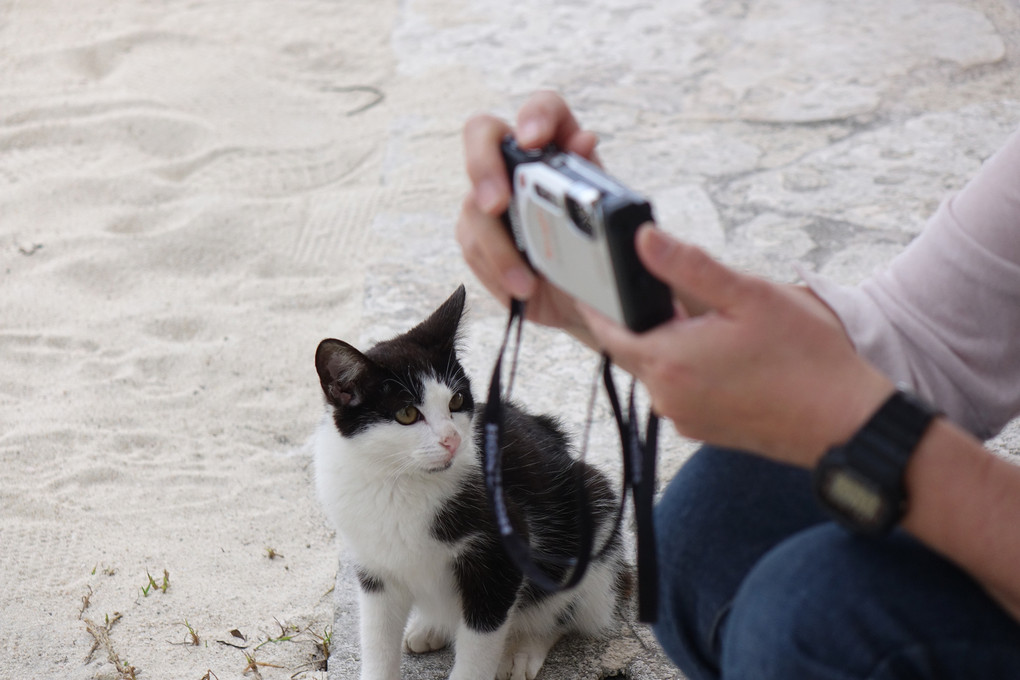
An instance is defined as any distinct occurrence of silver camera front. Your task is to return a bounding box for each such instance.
[508,163,626,324]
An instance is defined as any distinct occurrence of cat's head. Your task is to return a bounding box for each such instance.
[315,285,475,474]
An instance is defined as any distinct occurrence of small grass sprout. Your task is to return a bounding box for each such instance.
[141,568,170,597]
[242,651,283,679]
[183,619,200,646]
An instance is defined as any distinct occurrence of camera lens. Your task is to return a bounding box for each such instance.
[565,196,595,237]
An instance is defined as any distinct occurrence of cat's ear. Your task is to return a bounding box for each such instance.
[315,339,371,408]
[406,284,467,354]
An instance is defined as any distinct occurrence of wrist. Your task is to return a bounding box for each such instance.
[781,284,895,466]
[802,363,895,467]
[813,386,940,536]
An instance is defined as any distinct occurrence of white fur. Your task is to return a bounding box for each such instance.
[315,378,619,680]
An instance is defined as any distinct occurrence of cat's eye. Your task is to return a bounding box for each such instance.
[395,405,420,425]
[449,392,465,412]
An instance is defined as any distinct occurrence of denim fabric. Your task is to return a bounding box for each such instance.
[652,445,1020,680]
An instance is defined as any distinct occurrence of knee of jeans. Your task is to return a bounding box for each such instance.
[651,477,708,673]
[651,447,812,624]
[724,525,1020,678]
[651,448,742,677]
[653,449,727,622]
[720,525,892,679]
[653,446,748,591]
[652,446,828,678]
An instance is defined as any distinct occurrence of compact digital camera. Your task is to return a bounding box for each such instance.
[500,137,673,333]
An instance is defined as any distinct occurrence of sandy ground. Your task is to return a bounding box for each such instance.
[1,1,1019,679]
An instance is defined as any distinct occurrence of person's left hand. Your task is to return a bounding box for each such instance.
[579,226,894,467]
[456,91,602,346]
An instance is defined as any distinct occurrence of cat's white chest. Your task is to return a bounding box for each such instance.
[313,418,468,580]
[332,475,444,563]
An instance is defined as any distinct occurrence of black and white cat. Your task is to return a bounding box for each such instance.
[313,285,627,680]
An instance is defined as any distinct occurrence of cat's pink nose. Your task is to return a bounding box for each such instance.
[440,431,461,455]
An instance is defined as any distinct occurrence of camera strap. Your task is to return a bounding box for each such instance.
[600,355,660,624]
[482,299,659,623]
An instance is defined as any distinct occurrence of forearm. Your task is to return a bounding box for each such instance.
[901,418,1020,620]
[803,129,1020,441]
[579,227,1020,621]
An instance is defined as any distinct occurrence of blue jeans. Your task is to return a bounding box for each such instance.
[652,446,1020,679]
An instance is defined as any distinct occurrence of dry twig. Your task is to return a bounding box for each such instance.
[83,613,137,679]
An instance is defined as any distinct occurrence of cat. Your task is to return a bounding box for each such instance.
[313,284,627,680]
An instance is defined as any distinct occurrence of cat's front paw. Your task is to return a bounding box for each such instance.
[497,651,545,680]
[496,634,559,680]
[403,614,450,654]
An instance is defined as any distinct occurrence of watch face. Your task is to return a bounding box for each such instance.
[819,468,888,527]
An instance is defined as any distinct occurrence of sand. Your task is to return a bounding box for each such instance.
[1,2,392,678]
[1,1,1018,679]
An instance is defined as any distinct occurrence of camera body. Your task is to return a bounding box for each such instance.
[500,137,673,333]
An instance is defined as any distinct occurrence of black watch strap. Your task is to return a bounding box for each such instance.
[813,388,939,536]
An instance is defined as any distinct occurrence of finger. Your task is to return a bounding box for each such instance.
[455,193,537,300]
[636,226,752,314]
[567,130,601,166]
[515,91,580,147]
[463,112,514,215]
[515,91,601,164]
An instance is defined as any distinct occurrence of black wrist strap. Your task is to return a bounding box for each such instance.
[482,299,595,593]
[482,299,659,622]
[600,357,660,623]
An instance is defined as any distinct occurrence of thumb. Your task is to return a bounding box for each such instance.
[636,226,749,314]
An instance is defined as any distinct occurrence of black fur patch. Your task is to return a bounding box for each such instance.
[356,567,385,594]
[431,400,621,630]
[453,535,522,632]
[556,601,578,629]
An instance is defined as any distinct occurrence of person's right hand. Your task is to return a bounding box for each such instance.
[456,91,602,347]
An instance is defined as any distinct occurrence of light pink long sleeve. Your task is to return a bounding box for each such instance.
[805,127,1020,440]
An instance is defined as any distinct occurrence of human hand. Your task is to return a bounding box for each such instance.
[456,91,601,346]
[580,226,895,467]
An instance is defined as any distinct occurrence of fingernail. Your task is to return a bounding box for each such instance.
[504,266,535,299]
[638,225,672,268]
[476,180,503,214]
[517,118,545,146]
